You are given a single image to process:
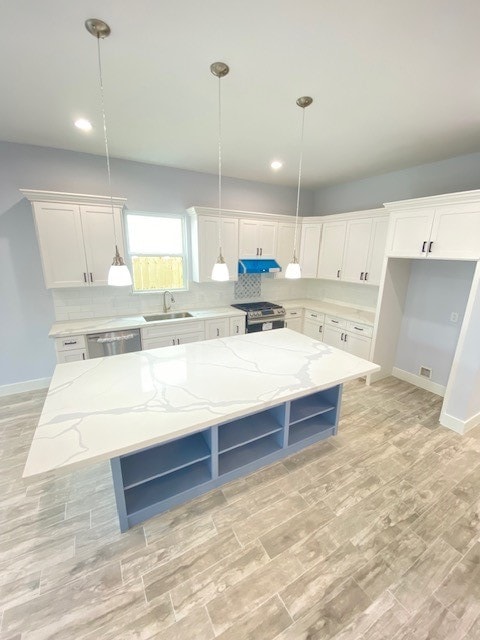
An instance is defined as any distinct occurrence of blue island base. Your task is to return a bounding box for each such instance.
[111,384,342,532]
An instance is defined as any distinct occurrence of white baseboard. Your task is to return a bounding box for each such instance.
[392,367,446,397]
[0,377,51,398]
[440,409,480,435]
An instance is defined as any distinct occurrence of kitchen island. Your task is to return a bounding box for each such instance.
[24,329,380,531]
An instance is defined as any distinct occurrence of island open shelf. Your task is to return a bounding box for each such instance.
[111,384,342,531]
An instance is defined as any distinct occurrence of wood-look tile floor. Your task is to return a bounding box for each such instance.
[2,378,480,639]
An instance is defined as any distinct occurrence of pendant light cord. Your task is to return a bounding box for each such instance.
[293,106,306,260]
[97,35,118,249]
[217,75,223,256]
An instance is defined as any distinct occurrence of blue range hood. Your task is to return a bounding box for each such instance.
[238,259,282,274]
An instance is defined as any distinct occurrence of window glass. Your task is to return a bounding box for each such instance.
[126,213,187,291]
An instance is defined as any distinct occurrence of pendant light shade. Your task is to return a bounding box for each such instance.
[108,245,133,286]
[86,18,132,287]
[285,96,313,280]
[210,61,230,282]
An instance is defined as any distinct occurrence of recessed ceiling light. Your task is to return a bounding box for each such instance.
[270,160,283,170]
[74,118,92,132]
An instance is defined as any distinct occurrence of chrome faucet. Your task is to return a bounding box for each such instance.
[163,290,175,313]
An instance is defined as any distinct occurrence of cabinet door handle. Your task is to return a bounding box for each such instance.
[83,272,87,283]
[319,325,323,333]
[256,247,259,256]
[216,328,220,337]
[89,272,93,283]
[172,338,175,345]
[428,241,433,253]
[82,353,85,360]
[236,325,239,334]
[421,241,427,253]
[177,338,180,345]
[337,269,341,278]
[344,333,348,343]
[360,272,364,280]
[341,332,344,341]
[260,247,263,256]
[365,272,369,281]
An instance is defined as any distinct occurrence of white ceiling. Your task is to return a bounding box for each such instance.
[1,0,480,188]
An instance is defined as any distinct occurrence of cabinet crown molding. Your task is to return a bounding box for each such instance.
[20,189,127,207]
[187,206,297,223]
[384,189,480,212]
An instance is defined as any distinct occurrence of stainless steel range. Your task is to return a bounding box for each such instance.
[231,301,286,333]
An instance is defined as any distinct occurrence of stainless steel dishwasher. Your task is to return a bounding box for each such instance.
[86,329,142,359]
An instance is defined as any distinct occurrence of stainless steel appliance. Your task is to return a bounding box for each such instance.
[87,329,142,359]
[231,301,286,333]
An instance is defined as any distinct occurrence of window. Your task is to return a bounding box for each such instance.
[125,212,187,291]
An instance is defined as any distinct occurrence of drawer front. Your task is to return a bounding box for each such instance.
[324,315,347,329]
[55,335,86,351]
[142,320,204,340]
[304,309,325,322]
[346,321,373,338]
[285,308,303,319]
[56,348,86,363]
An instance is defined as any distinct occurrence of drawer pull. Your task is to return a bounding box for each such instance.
[64,340,77,346]
[331,319,339,324]
[311,313,317,318]
[353,326,363,331]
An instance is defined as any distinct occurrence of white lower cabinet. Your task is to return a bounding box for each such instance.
[284,308,303,332]
[141,321,205,350]
[55,335,87,364]
[205,318,230,340]
[302,310,325,340]
[323,319,372,359]
[229,316,246,336]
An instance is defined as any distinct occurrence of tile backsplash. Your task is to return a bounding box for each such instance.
[52,276,310,321]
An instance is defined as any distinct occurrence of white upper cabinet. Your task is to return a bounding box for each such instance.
[341,219,372,283]
[387,209,435,257]
[317,221,347,280]
[342,216,389,285]
[429,205,480,259]
[275,222,298,278]
[190,214,239,282]
[239,219,277,258]
[80,205,124,286]
[385,192,480,260]
[25,191,127,289]
[32,202,88,288]
[299,222,322,278]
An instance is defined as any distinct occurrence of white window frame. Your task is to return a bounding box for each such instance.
[124,210,189,293]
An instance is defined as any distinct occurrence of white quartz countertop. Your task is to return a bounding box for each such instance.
[49,306,246,338]
[279,299,376,326]
[24,329,380,477]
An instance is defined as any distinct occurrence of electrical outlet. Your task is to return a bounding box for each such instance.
[450,312,459,323]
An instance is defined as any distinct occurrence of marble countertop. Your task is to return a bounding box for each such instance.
[279,299,376,326]
[49,306,246,338]
[24,329,380,477]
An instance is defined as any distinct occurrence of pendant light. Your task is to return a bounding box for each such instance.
[285,96,313,279]
[210,62,230,282]
[85,18,133,287]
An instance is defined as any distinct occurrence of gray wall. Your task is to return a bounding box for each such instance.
[394,260,475,387]
[0,141,313,388]
[314,152,480,214]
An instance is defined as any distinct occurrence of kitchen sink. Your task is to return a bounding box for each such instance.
[143,312,193,322]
